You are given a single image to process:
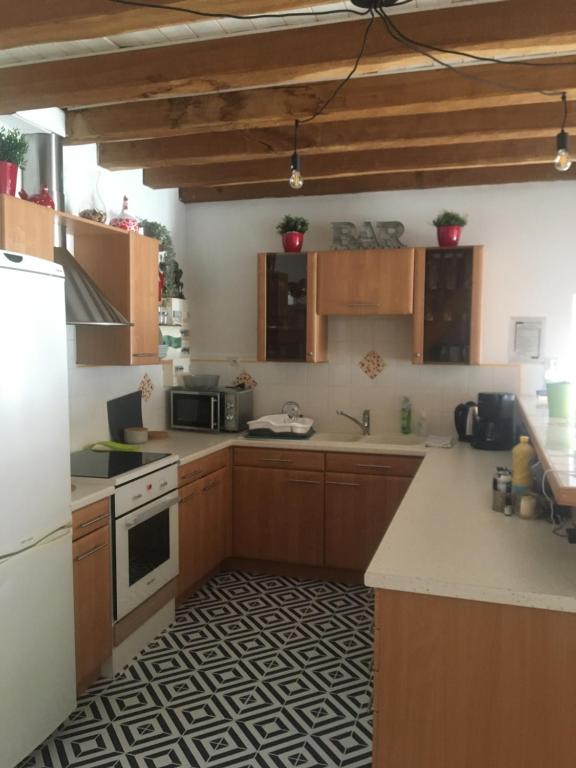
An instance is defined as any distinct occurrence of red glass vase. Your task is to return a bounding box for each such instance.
[0,161,18,196]
[282,231,304,252]
[436,225,462,247]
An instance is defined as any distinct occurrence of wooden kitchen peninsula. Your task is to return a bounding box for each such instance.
[366,442,576,768]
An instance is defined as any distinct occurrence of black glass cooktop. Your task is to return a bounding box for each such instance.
[71,450,171,479]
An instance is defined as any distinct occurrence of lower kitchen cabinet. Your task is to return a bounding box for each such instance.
[178,467,229,599]
[325,473,392,570]
[233,466,324,565]
[73,516,113,694]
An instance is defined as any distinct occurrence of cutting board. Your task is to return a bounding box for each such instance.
[107,391,143,443]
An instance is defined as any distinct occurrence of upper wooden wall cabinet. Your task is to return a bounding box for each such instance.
[0,194,54,261]
[412,246,483,365]
[317,248,415,316]
[258,251,327,363]
[61,214,160,366]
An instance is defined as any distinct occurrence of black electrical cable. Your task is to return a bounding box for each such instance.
[376,8,563,98]
[299,12,375,124]
[380,7,576,69]
[561,91,569,130]
[107,0,371,21]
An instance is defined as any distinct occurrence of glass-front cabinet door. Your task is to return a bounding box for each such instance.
[412,246,483,365]
[257,252,327,362]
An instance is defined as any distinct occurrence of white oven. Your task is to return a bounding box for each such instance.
[113,462,179,621]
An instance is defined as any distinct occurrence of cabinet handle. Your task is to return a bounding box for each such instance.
[75,542,107,562]
[288,479,322,485]
[203,480,220,492]
[326,481,361,487]
[132,352,157,358]
[78,512,109,529]
[181,469,203,482]
[355,464,392,470]
[261,458,293,464]
[347,302,379,307]
[180,492,197,503]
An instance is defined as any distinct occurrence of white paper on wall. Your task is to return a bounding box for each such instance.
[508,317,545,363]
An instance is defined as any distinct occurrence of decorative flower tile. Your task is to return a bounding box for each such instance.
[359,351,385,380]
[138,372,154,402]
[232,370,258,390]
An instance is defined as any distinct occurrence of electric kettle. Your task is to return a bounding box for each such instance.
[454,401,478,442]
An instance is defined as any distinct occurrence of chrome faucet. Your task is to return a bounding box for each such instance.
[336,409,371,436]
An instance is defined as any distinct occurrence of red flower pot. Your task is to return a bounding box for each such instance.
[282,231,304,252]
[0,161,18,196]
[436,225,462,247]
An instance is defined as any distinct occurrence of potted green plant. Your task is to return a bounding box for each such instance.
[432,210,467,247]
[276,215,309,252]
[0,128,28,197]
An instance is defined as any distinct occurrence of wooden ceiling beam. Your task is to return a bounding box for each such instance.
[98,102,575,170]
[2,0,576,113]
[143,138,562,188]
[67,53,576,145]
[0,1,337,50]
[178,164,575,203]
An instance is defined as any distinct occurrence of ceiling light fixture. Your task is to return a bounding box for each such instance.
[289,120,304,190]
[555,92,572,172]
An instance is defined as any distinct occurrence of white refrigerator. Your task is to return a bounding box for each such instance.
[0,251,76,767]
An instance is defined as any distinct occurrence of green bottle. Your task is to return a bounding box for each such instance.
[401,397,412,435]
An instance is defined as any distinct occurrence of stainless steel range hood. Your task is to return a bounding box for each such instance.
[54,247,132,326]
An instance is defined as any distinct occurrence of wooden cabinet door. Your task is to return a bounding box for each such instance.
[412,245,483,365]
[387,476,412,517]
[178,467,228,598]
[317,249,414,316]
[73,525,113,693]
[233,466,324,565]
[257,252,327,363]
[325,472,391,570]
[0,195,54,261]
[131,233,160,364]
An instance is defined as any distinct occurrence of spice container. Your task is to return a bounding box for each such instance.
[492,467,513,514]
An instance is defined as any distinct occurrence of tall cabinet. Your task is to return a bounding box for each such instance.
[412,246,483,365]
[258,251,327,363]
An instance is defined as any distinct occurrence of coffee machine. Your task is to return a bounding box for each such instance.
[471,392,516,450]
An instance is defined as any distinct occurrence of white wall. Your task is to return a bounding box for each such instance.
[184,181,576,435]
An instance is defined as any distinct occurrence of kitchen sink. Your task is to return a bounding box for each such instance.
[362,433,425,446]
[313,432,363,443]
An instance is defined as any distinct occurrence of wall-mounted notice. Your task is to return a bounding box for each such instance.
[508,317,545,363]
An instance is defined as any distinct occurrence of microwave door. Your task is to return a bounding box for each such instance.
[172,392,216,431]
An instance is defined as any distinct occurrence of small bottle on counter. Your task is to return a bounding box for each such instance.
[416,410,428,437]
[512,435,535,496]
[401,397,412,435]
[493,467,513,514]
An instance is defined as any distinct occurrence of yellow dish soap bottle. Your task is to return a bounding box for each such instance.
[512,435,535,496]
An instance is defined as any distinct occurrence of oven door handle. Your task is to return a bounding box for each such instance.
[123,493,180,529]
[211,395,219,431]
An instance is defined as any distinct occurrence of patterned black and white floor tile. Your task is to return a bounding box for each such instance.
[19,572,374,768]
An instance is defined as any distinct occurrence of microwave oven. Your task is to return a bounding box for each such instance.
[169,387,253,432]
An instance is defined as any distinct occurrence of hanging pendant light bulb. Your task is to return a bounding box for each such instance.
[555,93,572,173]
[289,120,304,190]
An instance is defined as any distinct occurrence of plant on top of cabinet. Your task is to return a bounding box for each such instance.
[0,128,28,196]
[142,218,185,299]
[432,210,468,248]
[276,214,309,253]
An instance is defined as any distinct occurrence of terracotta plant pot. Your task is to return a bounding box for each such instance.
[282,231,304,252]
[436,225,462,247]
[0,161,18,196]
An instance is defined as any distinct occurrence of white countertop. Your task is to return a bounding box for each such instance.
[365,442,576,613]
[71,477,115,513]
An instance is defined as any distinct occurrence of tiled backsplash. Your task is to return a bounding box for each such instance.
[66,328,166,451]
[189,317,521,436]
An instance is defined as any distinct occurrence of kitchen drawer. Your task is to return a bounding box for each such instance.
[72,498,110,541]
[233,447,325,472]
[325,452,421,477]
[178,449,229,487]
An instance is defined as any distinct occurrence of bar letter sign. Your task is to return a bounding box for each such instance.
[331,221,407,250]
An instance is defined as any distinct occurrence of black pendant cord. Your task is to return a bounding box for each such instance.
[107,0,371,21]
[561,91,569,131]
[376,8,565,99]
